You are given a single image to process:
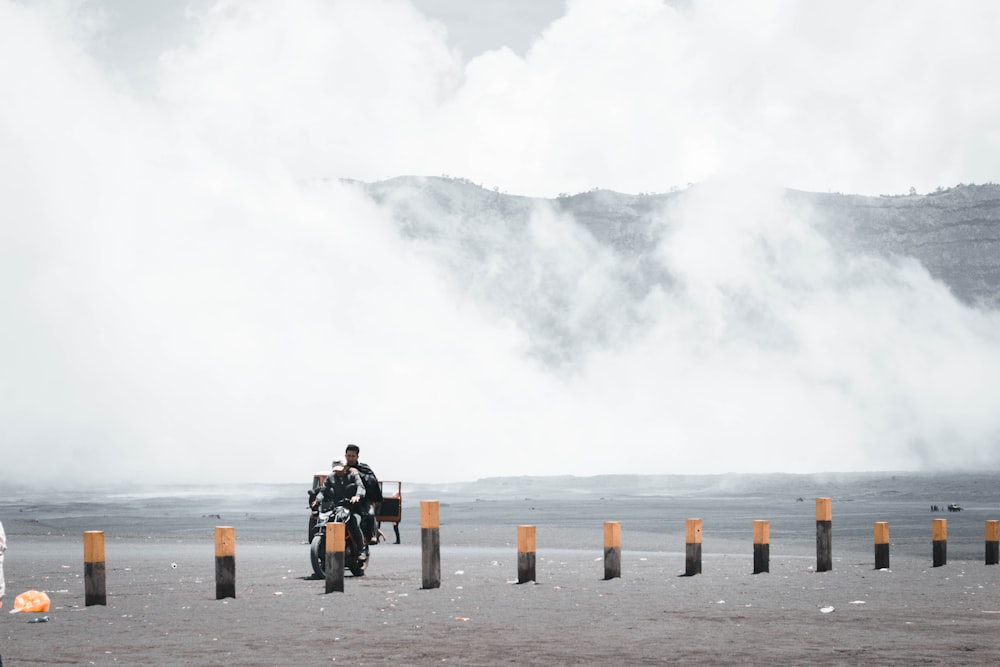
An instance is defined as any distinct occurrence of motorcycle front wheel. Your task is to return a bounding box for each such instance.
[309,534,326,578]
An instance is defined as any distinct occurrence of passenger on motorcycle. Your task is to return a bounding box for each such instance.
[311,458,368,560]
[345,443,379,544]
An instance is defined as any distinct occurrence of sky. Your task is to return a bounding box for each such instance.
[2,0,999,486]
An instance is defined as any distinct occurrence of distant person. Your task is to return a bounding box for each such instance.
[375,517,400,544]
[1,518,6,609]
[313,458,368,560]
[345,444,382,545]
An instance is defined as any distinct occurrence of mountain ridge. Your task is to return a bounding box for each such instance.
[347,177,1000,367]
[362,176,1000,306]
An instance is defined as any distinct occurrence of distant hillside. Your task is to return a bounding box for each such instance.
[789,185,1000,310]
[405,471,998,502]
[356,177,1000,365]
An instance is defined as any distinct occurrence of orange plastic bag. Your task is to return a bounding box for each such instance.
[12,590,50,613]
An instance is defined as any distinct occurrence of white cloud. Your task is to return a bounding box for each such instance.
[138,0,1000,197]
[156,0,463,182]
[2,0,999,485]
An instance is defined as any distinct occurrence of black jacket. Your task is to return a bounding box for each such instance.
[316,469,365,511]
[352,462,382,503]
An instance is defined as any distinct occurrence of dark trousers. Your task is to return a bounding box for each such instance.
[347,513,367,555]
[360,504,376,544]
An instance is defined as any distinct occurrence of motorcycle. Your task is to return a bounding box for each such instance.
[309,499,368,578]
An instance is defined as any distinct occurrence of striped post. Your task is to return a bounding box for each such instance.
[324,521,345,593]
[421,501,441,589]
[816,498,832,572]
[932,518,947,567]
[753,520,769,574]
[518,525,536,584]
[987,520,999,566]
[685,518,702,576]
[83,531,107,606]
[874,522,890,570]
[214,526,236,599]
[603,521,621,580]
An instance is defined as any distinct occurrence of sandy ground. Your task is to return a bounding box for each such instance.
[2,486,1000,665]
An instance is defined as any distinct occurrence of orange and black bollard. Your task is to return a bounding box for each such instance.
[685,519,702,576]
[753,520,769,574]
[932,518,947,567]
[603,521,621,580]
[325,522,345,593]
[987,520,999,566]
[874,522,890,570]
[83,531,107,606]
[214,526,236,599]
[816,498,832,572]
[518,525,536,584]
[421,501,441,589]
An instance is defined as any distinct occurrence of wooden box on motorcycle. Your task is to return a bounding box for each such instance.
[375,480,402,523]
[307,472,328,542]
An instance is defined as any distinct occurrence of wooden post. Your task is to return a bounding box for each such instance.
[421,501,441,589]
[685,518,702,576]
[816,498,832,572]
[518,525,536,584]
[932,518,947,567]
[874,522,890,570]
[83,531,107,606]
[753,520,769,574]
[603,521,621,580]
[214,526,236,599]
[987,520,999,566]
[325,522,345,593]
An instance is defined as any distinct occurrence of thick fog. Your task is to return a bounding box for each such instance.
[2,0,999,485]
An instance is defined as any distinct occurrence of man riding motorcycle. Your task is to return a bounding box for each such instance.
[309,458,368,562]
